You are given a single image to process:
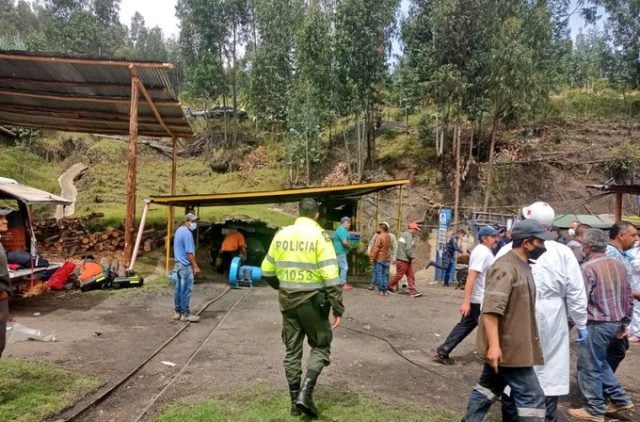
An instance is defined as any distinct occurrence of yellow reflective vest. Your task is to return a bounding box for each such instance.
[261,217,341,290]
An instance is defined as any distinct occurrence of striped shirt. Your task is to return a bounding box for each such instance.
[581,252,633,323]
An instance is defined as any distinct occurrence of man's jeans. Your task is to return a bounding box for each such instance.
[606,336,629,372]
[174,262,195,315]
[374,261,389,292]
[463,364,545,422]
[502,394,558,422]
[437,303,481,357]
[577,322,631,416]
[336,254,348,285]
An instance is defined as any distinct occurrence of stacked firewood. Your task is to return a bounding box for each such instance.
[33,213,165,257]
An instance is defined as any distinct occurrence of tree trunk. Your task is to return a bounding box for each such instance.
[453,115,462,226]
[482,116,499,211]
[343,118,351,179]
[305,133,310,186]
[232,18,238,146]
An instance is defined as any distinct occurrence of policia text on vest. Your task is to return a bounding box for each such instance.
[261,198,345,419]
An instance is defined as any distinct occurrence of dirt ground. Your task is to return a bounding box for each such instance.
[4,267,640,421]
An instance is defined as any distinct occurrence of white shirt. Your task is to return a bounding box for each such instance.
[469,243,495,304]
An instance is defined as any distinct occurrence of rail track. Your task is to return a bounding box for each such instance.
[55,287,251,422]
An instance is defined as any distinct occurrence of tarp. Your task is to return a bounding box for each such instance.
[149,179,411,207]
[0,178,71,206]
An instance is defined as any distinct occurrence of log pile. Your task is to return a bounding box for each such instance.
[33,213,165,257]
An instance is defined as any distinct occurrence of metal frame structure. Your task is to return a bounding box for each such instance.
[0,50,194,264]
[129,180,411,272]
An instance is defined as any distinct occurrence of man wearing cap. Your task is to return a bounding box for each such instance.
[568,229,634,421]
[0,208,13,357]
[388,222,423,298]
[333,216,353,290]
[261,198,344,419]
[172,213,201,322]
[434,226,498,364]
[462,219,552,422]
[497,202,587,422]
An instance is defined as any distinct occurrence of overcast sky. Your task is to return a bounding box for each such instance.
[118,0,599,43]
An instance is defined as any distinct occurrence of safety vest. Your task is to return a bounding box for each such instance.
[261,217,340,290]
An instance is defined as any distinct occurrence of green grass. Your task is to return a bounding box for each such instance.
[550,88,640,120]
[0,359,101,422]
[155,386,459,422]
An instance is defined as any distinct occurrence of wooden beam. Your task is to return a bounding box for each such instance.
[0,76,168,92]
[0,104,188,124]
[0,118,192,138]
[124,75,140,265]
[0,125,16,137]
[0,89,178,105]
[614,192,623,222]
[133,67,175,138]
[0,52,175,69]
[0,110,188,130]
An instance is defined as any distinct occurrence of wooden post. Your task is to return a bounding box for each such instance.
[396,185,404,238]
[375,191,380,226]
[165,206,171,275]
[614,192,623,222]
[169,137,177,241]
[124,73,140,265]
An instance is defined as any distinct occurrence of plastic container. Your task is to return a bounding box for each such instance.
[8,323,57,343]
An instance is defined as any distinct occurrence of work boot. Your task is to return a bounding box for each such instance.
[181,314,200,322]
[289,383,301,416]
[295,369,320,419]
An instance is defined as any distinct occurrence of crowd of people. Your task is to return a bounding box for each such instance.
[445,202,640,422]
[164,198,640,421]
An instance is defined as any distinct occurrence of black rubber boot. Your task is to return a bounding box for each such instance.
[289,383,301,416]
[295,369,320,419]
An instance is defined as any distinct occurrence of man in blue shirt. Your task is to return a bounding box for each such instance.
[173,213,201,322]
[333,216,352,290]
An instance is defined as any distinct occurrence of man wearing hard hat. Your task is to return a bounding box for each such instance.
[497,201,588,422]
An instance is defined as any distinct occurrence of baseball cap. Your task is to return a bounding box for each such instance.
[184,213,199,222]
[408,222,421,231]
[380,221,390,229]
[0,207,14,216]
[341,216,351,223]
[478,226,500,239]
[511,219,556,241]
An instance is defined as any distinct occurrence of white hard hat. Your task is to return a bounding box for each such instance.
[522,201,555,226]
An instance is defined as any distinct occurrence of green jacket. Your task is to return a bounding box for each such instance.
[396,231,414,262]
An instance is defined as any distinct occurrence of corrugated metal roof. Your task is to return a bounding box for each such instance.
[0,179,72,205]
[0,50,193,138]
[150,180,411,207]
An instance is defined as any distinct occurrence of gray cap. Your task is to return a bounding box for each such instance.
[184,213,199,222]
[0,207,14,216]
[511,219,556,241]
[583,228,609,251]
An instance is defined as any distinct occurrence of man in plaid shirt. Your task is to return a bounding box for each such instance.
[568,229,634,422]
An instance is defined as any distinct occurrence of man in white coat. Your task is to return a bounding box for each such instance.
[498,201,588,422]
[625,242,640,342]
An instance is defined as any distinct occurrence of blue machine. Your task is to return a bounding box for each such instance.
[228,256,262,288]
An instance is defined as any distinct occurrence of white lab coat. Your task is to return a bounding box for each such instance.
[496,240,588,395]
[626,247,640,337]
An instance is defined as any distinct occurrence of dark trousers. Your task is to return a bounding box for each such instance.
[443,259,455,286]
[0,299,8,358]
[606,336,629,372]
[437,303,481,357]
[281,293,332,386]
[220,250,240,275]
[502,394,558,422]
[463,364,545,422]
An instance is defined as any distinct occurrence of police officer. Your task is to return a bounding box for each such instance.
[261,198,344,419]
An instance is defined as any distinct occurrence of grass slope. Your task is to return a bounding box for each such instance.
[155,386,461,422]
[0,359,101,422]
